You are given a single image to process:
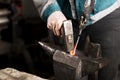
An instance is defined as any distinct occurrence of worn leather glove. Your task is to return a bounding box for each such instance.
[47,11,67,36]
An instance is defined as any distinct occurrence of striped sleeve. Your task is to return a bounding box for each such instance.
[33,0,61,22]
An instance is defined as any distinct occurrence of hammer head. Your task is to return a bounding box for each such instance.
[61,20,74,52]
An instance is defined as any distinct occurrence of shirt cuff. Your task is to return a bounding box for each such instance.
[41,2,61,22]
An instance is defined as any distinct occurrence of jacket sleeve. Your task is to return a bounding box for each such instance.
[33,0,61,22]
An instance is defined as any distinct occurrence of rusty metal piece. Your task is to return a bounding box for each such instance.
[0,68,50,80]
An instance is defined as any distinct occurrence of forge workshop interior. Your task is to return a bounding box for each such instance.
[0,0,120,80]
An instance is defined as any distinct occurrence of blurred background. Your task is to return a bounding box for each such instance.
[0,0,54,79]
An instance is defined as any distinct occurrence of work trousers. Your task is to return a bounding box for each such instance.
[77,7,120,80]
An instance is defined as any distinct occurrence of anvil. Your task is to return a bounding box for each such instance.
[38,41,109,80]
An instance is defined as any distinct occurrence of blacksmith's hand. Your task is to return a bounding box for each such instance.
[47,11,67,36]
